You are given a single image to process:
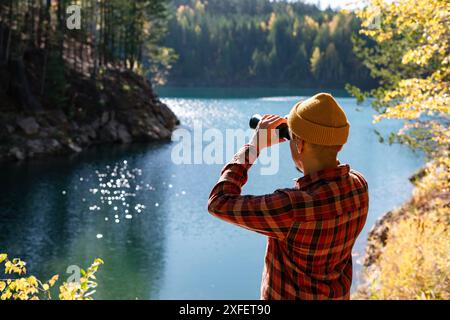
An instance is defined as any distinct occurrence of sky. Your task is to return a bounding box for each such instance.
[298,0,362,10]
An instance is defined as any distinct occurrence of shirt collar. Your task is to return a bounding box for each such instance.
[294,164,350,190]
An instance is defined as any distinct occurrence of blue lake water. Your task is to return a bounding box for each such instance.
[0,88,423,299]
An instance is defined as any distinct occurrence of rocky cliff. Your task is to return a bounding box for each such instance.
[0,57,179,162]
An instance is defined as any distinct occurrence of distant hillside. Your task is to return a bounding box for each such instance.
[164,0,377,88]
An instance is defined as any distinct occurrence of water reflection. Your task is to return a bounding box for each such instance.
[0,144,173,299]
[0,95,424,299]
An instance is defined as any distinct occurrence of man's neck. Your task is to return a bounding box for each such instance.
[302,159,339,176]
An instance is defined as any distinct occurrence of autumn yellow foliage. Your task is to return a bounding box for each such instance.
[350,0,449,300]
[0,254,104,300]
[373,210,449,300]
[355,203,449,300]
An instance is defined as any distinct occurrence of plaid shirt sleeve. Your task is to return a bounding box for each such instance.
[207,144,294,240]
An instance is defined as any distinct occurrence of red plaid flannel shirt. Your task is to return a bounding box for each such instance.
[208,144,369,300]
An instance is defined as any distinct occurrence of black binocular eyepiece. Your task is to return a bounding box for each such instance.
[249,114,290,140]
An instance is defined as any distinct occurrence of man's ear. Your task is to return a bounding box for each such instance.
[296,139,304,155]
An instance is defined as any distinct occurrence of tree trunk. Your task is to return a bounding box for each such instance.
[40,0,51,95]
[5,23,11,62]
[0,24,4,62]
[8,58,42,111]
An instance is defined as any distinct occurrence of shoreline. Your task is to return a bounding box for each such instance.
[0,69,179,163]
[354,161,449,299]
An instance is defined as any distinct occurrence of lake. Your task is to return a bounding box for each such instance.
[0,88,423,299]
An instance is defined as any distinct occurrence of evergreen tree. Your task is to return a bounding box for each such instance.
[165,0,377,88]
[310,46,322,80]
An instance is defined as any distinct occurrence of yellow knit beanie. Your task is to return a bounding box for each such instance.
[287,93,350,146]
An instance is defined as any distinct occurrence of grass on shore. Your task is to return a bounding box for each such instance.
[354,160,449,300]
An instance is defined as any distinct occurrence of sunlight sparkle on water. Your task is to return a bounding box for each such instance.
[87,160,149,222]
[71,159,179,239]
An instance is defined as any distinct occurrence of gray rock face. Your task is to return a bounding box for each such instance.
[101,111,109,125]
[47,139,61,152]
[66,140,82,153]
[100,120,119,141]
[6,125,15,134]
[17,117,39,135]
[84,125,97,140]
[27,139,45,154]
[117,124,132,144]
[1,69,179,162]
[9,147,25,160]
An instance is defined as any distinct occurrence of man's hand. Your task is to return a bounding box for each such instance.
[249,114,288,153]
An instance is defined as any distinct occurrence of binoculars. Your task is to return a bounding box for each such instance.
[249,114,291,140]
